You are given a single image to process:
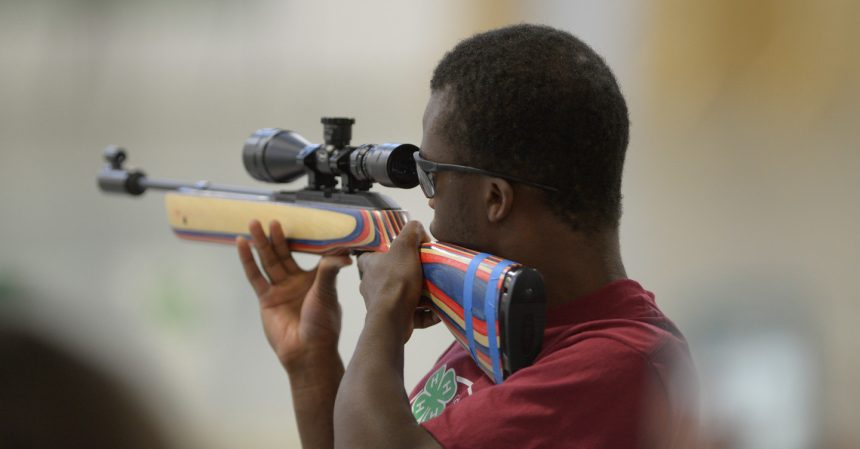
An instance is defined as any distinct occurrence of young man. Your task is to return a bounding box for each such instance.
[237,24,696,449]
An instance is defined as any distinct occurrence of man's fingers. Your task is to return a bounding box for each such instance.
[237,236,269,297]
[355,251,383,280]
[413,308,441,329]
[269,220,302,274]
[355,252,369,278]
[419,225,431,245]
[320,254,353,271]
[313,255,352,298]
[249,220,289,282]
[318,255,352,284]
[390,220,426,253]
[355,252,379,295]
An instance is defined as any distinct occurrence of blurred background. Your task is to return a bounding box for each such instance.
[0,0,857,448]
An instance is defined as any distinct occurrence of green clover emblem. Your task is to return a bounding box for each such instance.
[412,365,458,423]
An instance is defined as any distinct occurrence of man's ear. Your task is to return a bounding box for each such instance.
[485,178,514,223]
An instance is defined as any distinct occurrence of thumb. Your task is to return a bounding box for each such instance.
[392,221,426,252]
[313,255,352,296]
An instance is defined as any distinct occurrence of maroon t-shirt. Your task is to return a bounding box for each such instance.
[408,279,697,449]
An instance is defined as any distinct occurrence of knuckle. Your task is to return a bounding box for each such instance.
[393,225,421,249]
[356,254,370,271]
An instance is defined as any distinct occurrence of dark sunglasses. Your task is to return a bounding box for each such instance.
[413,152,559,198]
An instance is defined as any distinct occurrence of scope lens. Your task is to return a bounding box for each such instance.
[360,143,419,188]
[243,128,311,183]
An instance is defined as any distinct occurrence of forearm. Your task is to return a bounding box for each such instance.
[334,317,438,449]
[286,351,345,449]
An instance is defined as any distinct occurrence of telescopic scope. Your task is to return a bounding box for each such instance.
[242,117,419,193]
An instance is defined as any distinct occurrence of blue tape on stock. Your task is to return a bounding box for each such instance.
[484,260,514,383]
[463,253,490,367]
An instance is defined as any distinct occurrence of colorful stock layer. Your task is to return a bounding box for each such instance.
[167,193,409,254]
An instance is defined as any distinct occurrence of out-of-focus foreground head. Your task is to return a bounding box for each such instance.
[0,326,170,449]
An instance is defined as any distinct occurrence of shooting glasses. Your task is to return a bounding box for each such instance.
[413,153,560,199]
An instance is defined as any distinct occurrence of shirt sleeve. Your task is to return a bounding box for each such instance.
[419,337,671,449]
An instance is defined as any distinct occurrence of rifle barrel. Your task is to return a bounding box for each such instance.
[141,178,274,197]
[97,166,274,198]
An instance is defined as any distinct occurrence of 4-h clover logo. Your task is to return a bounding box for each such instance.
[411,364,457,423]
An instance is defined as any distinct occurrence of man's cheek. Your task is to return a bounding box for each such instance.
[428,209,453,242]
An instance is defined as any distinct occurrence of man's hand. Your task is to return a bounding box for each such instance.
[356,221,437,343]
[336,220,443,449]
[236,219,352,369]
[238,219,352,449]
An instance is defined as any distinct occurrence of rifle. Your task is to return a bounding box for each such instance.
[97,117,546,383]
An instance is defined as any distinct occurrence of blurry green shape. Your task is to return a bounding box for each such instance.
[0,272,21,305]
[0,272,28,321]
[147,274,198,333]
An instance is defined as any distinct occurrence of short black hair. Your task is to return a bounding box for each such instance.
[431,24,629,232]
